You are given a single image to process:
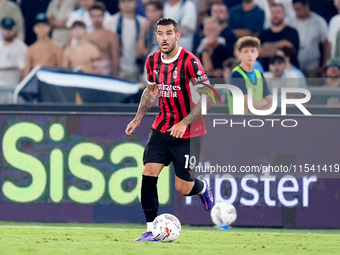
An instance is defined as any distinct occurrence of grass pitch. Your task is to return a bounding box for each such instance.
[0,222,339,255]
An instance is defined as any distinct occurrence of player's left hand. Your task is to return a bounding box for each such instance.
[167,121,188,138]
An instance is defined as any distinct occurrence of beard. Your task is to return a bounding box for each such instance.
[3,36,15,43]
[159,42,176,54]
[272,19,284,27]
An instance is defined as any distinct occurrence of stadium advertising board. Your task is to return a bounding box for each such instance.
[1,114,340,228]
[0,115,172,223]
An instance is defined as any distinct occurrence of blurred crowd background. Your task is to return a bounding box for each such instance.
[1,0,340,104]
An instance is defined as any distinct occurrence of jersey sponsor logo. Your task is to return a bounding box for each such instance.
[195,74,208,83]
[157,83,181,98]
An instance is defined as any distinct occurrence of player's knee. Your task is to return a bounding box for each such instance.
[142,164,162,177]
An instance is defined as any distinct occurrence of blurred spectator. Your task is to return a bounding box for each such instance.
[264,55,305,91]
[20,0,51,45]
[228,0,265,38]
[222,57,235,83]
[197,17,231,78]
[214,57,235,104]
[289,0,330,78]
[87,2,120,77]
[23,13,63,77]
[164,0,197,51]
[197,0,222,31]
[263,55,286,88]
[258,3,299,71]
[63,21,101,74]
[0,17,27,86]
[106,0,146,82]
[211,2,237,50]
[329,0,340,57]
[323,58,340,87]
[136,0,163,59]
[66,0,111,30]
[0,0,25,41]
[276,46,307,88]
[255,0,296,29]
[46,0,78,47]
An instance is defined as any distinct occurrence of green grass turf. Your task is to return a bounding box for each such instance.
[0,222,340,255]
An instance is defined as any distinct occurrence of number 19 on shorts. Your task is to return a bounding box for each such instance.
[184,155,197,169]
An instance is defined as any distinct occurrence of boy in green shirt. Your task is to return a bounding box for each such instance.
[229,36,272,114]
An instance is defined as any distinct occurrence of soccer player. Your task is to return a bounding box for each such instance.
[229,36,272,114]
[125,17,214,242]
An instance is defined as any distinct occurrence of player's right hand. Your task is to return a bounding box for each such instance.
[125,119,140,136]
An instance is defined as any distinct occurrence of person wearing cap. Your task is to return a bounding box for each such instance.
[323,58,340,87]
[22,13,63,77]
[0,0,25,41]
[63,21,101,74]
[0,17,27,90]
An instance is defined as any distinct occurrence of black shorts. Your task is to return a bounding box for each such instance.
[143,128,201,182]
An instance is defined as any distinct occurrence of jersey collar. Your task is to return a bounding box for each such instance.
[161,47,182,64]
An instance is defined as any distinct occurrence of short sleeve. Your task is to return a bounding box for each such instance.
[318,16,328,42]
[145,55,156,85]
[186,57,209,87]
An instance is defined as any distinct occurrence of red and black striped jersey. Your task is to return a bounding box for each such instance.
[145,47,209,138]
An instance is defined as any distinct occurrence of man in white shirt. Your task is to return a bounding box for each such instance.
[289,0,330,78]
[328,0,340,57]
[163,0,196,51]
[66,0,111,30]
[106,0,146,82]
[0,17,27,87]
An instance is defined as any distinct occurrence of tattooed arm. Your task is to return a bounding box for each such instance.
[125,84,158,135]
[168,84,214,138]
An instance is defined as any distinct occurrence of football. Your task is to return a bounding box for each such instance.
[152,213,181,242]
[210,202,237,227]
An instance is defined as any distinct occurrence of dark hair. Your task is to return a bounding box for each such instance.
[235,36,261,51]
[145,0,163,11]
[71,20,86,29]
[156,17,178,32]
[89,2,107,14]
[278,46,296,60]
[292,0,309,5]
[269,55,285,65]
